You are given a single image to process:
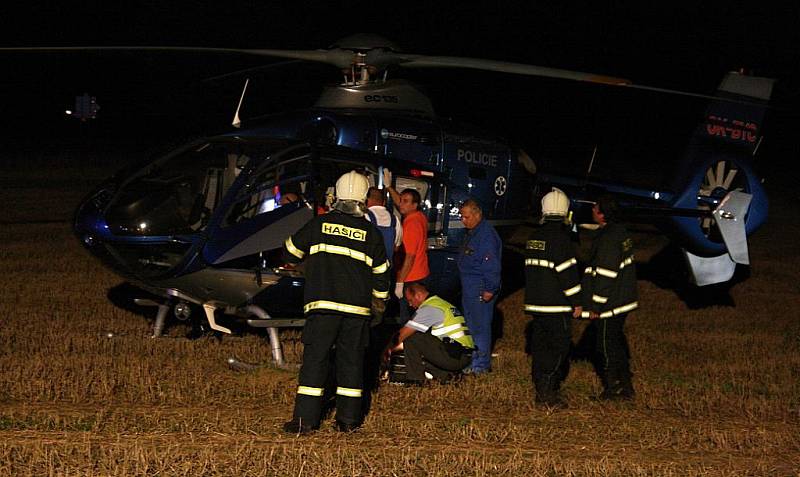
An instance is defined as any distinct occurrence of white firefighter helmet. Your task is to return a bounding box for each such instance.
[335,170,369,202]
[541,187,569,218]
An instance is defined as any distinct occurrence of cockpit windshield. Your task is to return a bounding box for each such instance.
[105,139,287,236]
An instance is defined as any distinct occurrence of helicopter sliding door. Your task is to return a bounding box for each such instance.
[181,146,313,310]
[204,149,314,267]
[442,135,512,220]
[198,145,388,311]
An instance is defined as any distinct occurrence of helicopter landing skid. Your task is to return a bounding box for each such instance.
[226,356,300,372]
[133,297,174,338]
[243,305,305,367]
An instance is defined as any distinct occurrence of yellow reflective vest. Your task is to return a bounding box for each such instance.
[420,295,475,349]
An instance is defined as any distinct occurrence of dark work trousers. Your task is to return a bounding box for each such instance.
[590,313,631,384]
[293,313,370,427]
[528,312,572,390]
[403,332,472,382]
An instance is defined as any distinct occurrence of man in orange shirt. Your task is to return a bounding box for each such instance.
[384,170,429,324]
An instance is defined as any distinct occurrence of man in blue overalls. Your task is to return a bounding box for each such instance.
[457,199,502,374]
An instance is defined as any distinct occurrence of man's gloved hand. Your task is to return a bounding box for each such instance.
[370,297,386,328]
[394,282,404,300]
[382,168,392,188]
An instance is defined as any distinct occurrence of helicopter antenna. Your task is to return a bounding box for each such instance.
[232,78,250,128]
[752,135,763,156]
[584,145,598,182]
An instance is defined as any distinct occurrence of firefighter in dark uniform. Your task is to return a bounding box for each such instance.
[582,194,638,400]
[282,171,391,433]
[524,188,582,407]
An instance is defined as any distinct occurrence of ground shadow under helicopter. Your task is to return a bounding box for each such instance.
[106,282,162,322]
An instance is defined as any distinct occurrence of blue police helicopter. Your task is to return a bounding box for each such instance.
[7,35,773,364]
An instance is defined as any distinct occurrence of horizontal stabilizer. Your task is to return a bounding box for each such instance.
[718,72,775,101]
[713,191,752,265]
[683,250,736,286]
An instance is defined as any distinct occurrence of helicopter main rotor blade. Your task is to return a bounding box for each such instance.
[248,49,354,68]
[1,45,766,104]
[386,53,632,86]
[203,59,304,83]
[0,45,629,84]
[0,46,257,55]
[384,53,758,103]
[0,45,356,68]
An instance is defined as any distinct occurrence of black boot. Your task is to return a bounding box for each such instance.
[599,369,634,401]
[282,418,318,435]
[619,370,635,400]
[334,420,362,433]
[534,377,566,408]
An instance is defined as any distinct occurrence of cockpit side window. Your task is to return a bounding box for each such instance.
[105,142,258,236]
[307,159,377,214]
[222,154,381,227]
[223,157,312,227]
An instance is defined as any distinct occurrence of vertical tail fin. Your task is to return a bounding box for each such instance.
[669,72,775,261]
[698,72,775,156]
[674,71,775,202]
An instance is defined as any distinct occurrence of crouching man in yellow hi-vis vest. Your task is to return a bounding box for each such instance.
[385,282,475,385]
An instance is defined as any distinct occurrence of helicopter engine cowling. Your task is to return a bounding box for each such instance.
[314,80,435,116]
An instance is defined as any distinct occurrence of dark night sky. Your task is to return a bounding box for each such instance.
[2,1,798,182]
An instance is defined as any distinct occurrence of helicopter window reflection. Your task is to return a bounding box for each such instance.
[307,158,378,215]
[224,157,312,227]
[105,140,284,236]
[222,153,386,228]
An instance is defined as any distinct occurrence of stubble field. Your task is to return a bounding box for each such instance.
[0,162,798,476]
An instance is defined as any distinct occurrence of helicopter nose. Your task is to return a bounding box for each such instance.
[73,189,113,248]
[74,210,109,249]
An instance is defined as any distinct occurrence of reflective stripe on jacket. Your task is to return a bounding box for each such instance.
[284,210,390,317]
[581,222,638,317]
[420,295,475,349]
[523,221,582,313]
